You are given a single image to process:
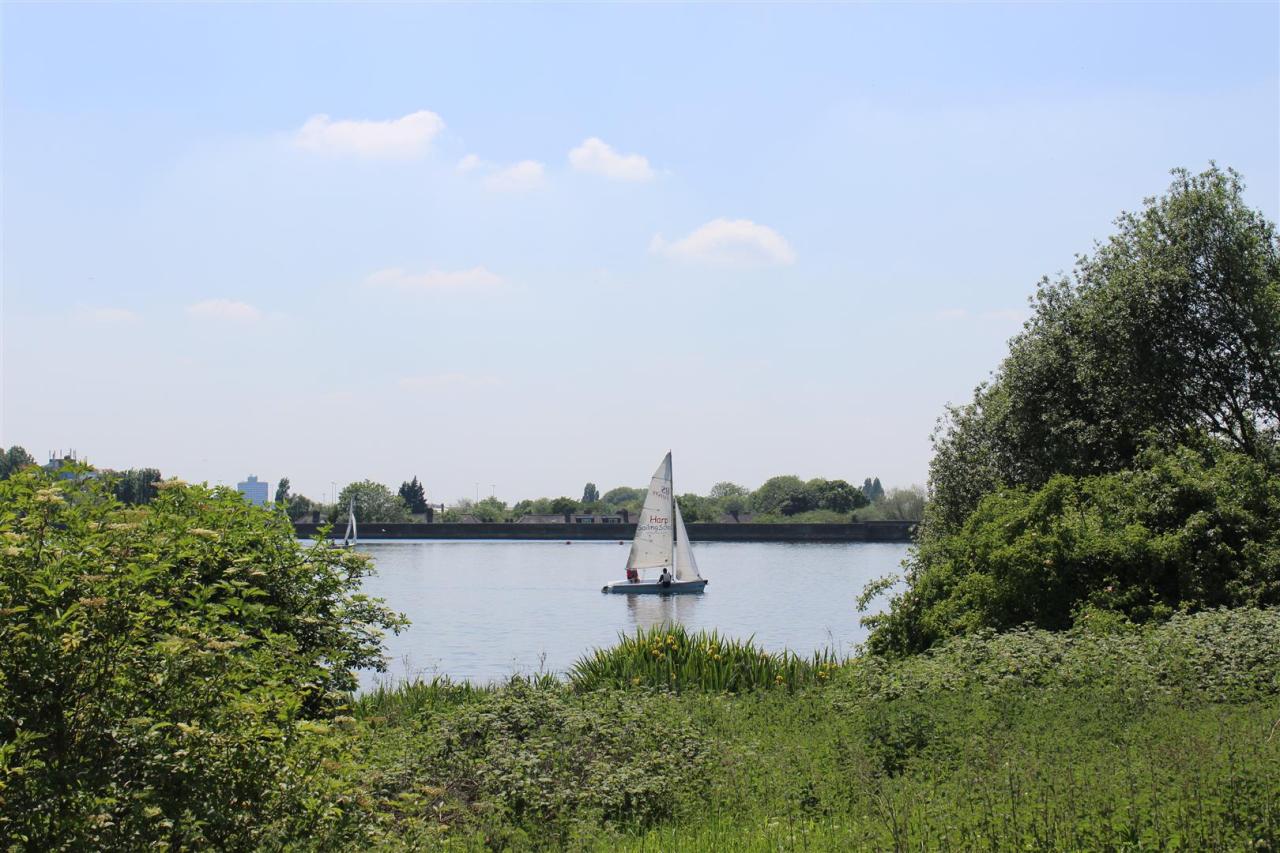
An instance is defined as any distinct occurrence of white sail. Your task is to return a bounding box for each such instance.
[673,499,701,581]
[344,498,357,546]
[626,452,674,574]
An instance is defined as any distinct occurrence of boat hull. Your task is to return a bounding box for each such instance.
[601,579,708,595]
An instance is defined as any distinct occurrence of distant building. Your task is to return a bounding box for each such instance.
[237,475,268,506]
[572,512,628,524]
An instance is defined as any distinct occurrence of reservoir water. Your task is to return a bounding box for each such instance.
[356,540,909,687]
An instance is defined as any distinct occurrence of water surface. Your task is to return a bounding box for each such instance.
[357,539,909,687]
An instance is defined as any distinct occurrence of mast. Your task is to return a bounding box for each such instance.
[670,451,677,578]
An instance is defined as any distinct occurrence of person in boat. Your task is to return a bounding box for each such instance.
[626,567,639,582]
[658,568,672,587]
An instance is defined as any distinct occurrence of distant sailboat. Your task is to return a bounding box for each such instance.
[602,452,708,594]
[341,497,358,548]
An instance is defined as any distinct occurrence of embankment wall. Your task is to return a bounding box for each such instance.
[293,520,916,543]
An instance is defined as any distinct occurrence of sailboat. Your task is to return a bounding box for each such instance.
[602,452,708,594]
[340,497,358,548]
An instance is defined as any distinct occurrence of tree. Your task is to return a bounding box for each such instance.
[0,445,36,479]
[855,486,926,521]
[274,477,291,504]
[337,480,412,522]
[283,492,316,521]
[470,496,508,522]
[0,465,404,847]
[581,482,600,504]
[112,468,162,505]
[927,166,1280,535]
[752,475,809,516]
[708,481,749,500]
[805,478,868,513]
[867,444,1280,656]
[549,497,580,515]
[675,493,713,522]
[870,166,1280,655]
[399,476,429,514]
[601,487,645,515]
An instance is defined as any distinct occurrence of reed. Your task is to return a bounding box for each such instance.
[569,624,843,692]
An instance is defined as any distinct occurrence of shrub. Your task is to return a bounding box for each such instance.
[0,466,404,849]
[868,443,1280,655]
[416,681,712,844]
[571,625,841,693]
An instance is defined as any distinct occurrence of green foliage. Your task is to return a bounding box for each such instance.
[927,165,1280,535]
[804,478,868,513]
[337,480,411,523]
[397,476,428,514]
[869,444,1280,655]
[853,607,1280,704]
[675,493,713,522]
[751,475,809,516]
[471,496,508,521]
[282,492,316,521]
[855,486,926,521]
[708,481,749,500]
[581,482,600,504]
[109,467,162,505]
[0,446,36,480]
[571,625,841,693]
[0,465,405,849]
[862,476,885,502]
[274,476,291,504]
[511,496,552,517]
[549,496,579,515]
[419,681,711,845]
[749,509,850,524]
[602,486,645,506]
[342,609,1280,850]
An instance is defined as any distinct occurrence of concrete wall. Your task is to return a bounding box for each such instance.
[294,520,916,543]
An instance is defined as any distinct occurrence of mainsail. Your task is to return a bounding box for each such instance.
[343,498,357,546]
[626,452,674,574]
[673,499,702,582]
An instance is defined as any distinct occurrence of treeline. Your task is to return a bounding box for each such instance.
[866,166,1280,656]
[7,452,919,526]
[445,475,923,524]
[1,447,164,507]
[275,473,924,524]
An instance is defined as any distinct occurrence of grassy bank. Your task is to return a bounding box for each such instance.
[320,609,1280,850]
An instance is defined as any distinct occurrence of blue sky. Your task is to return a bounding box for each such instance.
[3,2,1277,503]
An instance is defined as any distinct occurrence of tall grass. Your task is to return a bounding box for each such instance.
[570,624,843,692]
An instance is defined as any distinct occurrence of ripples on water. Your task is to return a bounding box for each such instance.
[356,539,909,687]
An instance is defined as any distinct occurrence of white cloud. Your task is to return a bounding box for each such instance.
[398,372,500,390]
[185,299,262,322]
[363,266,504,293]
[72,305,139,325]
[650,218,796,266]
[456,153,482,173]
[568,137,654,182]
[293,110,444,158]
[482,160,546,192]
